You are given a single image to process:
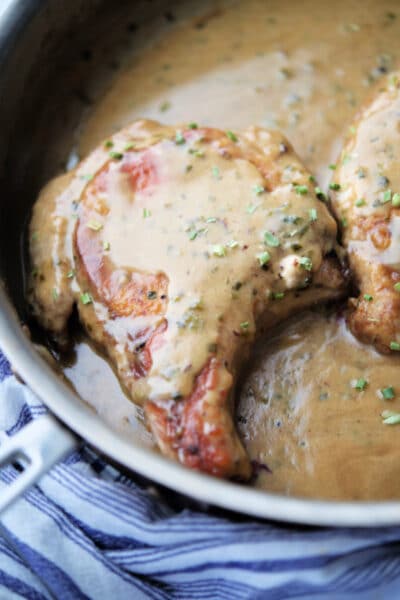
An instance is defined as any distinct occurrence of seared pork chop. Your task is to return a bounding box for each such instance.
[331,75,400,354]
[29,120,345,479]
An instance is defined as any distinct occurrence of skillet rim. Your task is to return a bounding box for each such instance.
[1,0,400,527]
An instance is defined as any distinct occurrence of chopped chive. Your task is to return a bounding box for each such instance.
[226,130,238,142]
[272,292,285,300]
[315,187,327,201]
[264,231,280,247]
[355,198,365,207]
[188,122,198,129]
[294,184,308,195]
[392,193,400,207]
[80,292,93,305]
[212,166,220,179]
[104,140,114,149]
[329,182,341,191]
[240,321,249,329]
[309,175,316,183]
[211,244,226,257]
[329,164,337,170]
[52,288,59,300]
[189,148,205,157]
[103,241,110,251]
[394,282,400,292]
[143,208,151,218]
[124,143,136,151]
[66,269,75,279]
[227,239,239,248]
[257,251,270,266]
[206,217,217,223]
[175,132,185,145]
[159,100,171,112]
[87,220,103,231]
[188,230,198,240]
[383,189,392,203]
[109,151,123,160]
[353,378,368,391]
[283,215,300,224]
[246,204,258,214]
[363,293,373,301]
[299,256,313,271]
[341,217,348,228]
[309,208,317,221]
[253,184,265,195]
[147,290,157,299]
[390,341,400,351]
[382,412,400,425]
[381,386,395,400]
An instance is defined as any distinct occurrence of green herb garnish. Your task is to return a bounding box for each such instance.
[264,231,280,247]
[354,378,368,391]
[392,193,400,207]
[104,140,114,149]
[211,244,226,257]
[382,410,400,425]
[253,184,265,195]
[271,292,285,300]
[309,208,317,221]
[381,386,395,400]
[299,256,313,271]
[363,294,373,301]
[257,251,270,266]
[294,184,308,195]
[383,189,392,203]
[226,130,238,142]
[87,220,103,231]
[109,151,123,160]
[188,122,198,129]
[315,187,327,201]
[175,132,185,145]
[147,290,157,299]
[80,292,93,305]
[329,182,341,191]
[160,101,171,112]
[143,208,151,218]
[390,341,400,351]
[355,198,366,207]
[212,166,220,179]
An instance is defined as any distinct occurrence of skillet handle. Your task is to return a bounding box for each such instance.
[0,414,78,514]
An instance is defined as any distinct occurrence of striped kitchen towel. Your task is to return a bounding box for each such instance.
[1,352,400,599]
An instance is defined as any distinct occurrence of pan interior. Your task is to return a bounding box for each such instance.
[2,0,400,521]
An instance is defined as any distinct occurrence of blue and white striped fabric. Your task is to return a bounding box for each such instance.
[1,352,400,599]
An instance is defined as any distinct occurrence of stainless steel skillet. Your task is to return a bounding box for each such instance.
[0,0,399,527]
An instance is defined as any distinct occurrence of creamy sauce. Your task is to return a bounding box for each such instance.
[30,0,400,497]
[79,0,400,185]
[238,310,400,500]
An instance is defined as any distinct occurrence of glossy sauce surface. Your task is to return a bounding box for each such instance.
[61,0,400,498]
